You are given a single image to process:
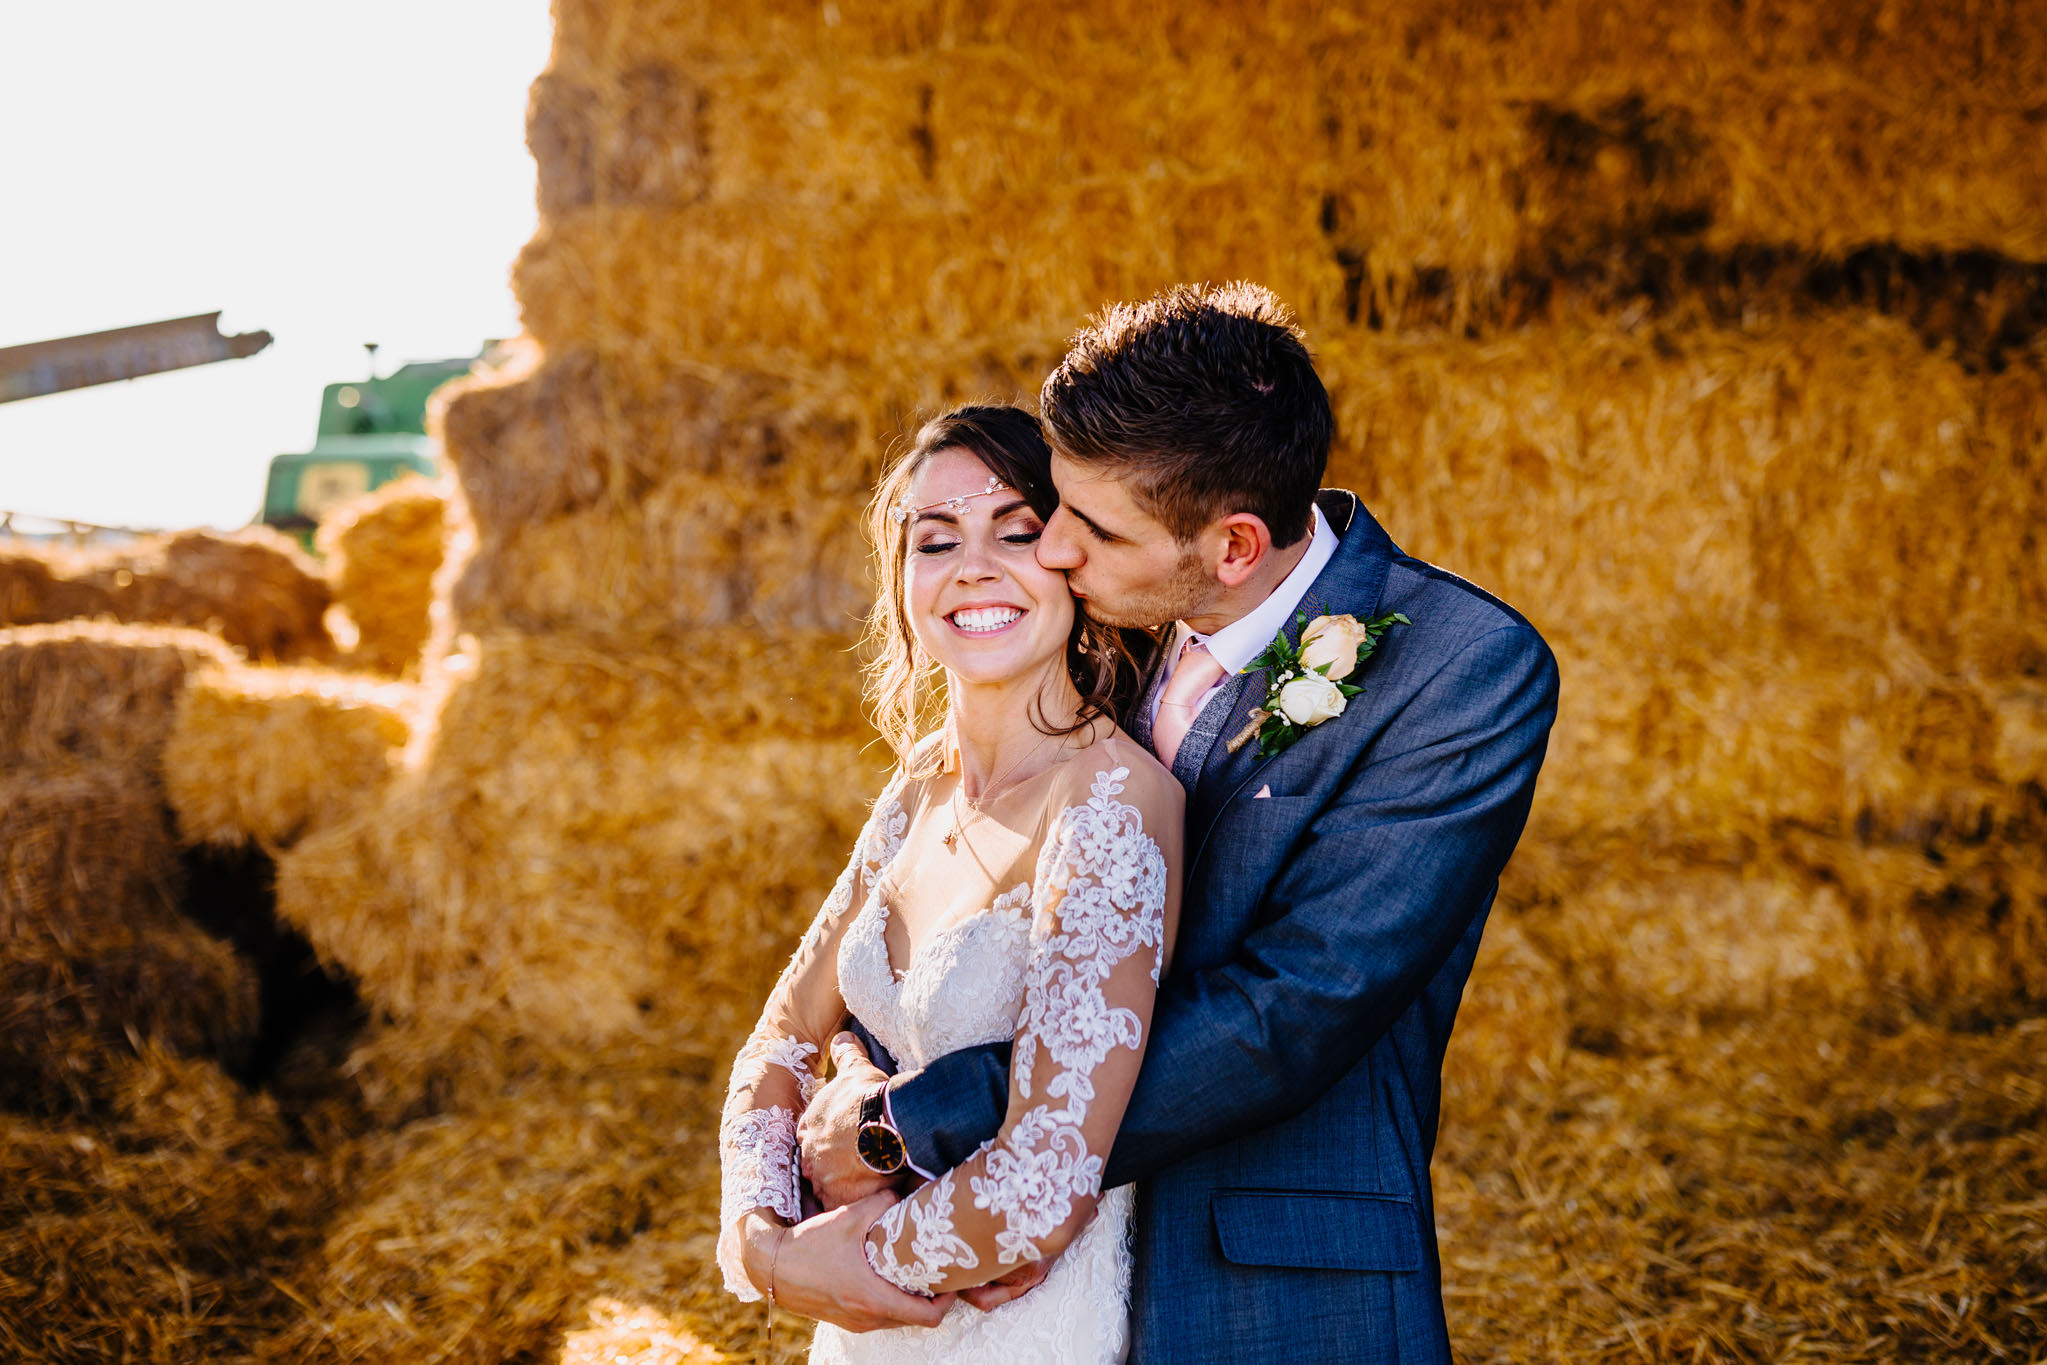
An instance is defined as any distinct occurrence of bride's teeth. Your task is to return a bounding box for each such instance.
[952,607,1023,633]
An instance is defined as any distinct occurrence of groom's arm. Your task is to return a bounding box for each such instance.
[882,623,1557,1186]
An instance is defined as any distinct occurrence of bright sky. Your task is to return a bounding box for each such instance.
[0,1,554,531]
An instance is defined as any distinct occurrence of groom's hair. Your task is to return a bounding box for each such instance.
[1040,281,1332,548]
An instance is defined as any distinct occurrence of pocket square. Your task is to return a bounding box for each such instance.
[1253,784,1273,799]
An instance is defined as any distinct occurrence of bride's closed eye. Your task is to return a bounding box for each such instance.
[914,537,962,555]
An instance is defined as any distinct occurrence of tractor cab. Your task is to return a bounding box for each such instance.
[261,353,477,549]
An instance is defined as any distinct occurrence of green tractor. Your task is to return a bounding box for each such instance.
[261,350,481,550]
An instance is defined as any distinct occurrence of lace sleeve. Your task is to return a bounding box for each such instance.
[717,776,908,1300]
[862,764,1172,1294]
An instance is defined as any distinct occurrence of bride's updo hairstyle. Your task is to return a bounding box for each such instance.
[864,404,1153,772]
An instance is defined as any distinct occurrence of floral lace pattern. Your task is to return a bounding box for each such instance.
[715,1105,799,1298]
[732,1034,822,1105]
[715,780,907,1299]
[866,766,1169,1285]
[865,1168,978,1294]
[814,1186,1136,1365]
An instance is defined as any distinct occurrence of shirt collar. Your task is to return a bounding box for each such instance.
[1179,503,1339,676]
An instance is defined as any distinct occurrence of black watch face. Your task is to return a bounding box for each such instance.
[857,1121,907,1174]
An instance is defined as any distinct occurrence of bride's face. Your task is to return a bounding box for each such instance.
[903,447,1076,688]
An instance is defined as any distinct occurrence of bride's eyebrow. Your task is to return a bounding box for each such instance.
[991,498,1033,518]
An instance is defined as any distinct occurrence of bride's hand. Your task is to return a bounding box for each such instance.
[959,1256,1054,1311]
[742,1195,955,1333]
[800,1033,898,1210]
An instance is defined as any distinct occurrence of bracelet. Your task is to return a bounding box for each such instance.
[767,1224,787,1306]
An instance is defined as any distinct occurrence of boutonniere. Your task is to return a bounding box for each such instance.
[1225,609,1410,757]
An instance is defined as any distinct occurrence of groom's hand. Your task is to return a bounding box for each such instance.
[744,1195,953,1333]
[959,1256,1053,1311]
[801,1032,896,1210]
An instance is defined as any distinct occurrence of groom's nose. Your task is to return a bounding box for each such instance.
[1037,508,1085,570]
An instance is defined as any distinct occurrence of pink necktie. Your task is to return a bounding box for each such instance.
[1153,639,1227,770]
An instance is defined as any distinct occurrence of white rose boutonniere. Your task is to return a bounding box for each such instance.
[1278,674,1347,724]
[1226,607,1411,758]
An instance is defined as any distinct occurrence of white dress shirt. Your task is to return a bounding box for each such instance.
[1146,504,1340,730]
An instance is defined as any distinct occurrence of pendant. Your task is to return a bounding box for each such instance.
[944,826,959,853]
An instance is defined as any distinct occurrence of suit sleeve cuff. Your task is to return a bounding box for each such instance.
[881,1080,940,1181]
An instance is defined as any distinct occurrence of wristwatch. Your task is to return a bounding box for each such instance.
[856,1084,909,1175]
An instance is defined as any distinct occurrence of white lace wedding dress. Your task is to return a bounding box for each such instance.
[717,731,1183,1365]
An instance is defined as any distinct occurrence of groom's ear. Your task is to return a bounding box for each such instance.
[1212,511,1277,588]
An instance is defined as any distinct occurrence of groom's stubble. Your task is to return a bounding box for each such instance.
[1073,542,1214,632]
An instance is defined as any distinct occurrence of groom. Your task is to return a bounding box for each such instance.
[783,282,1557,1362]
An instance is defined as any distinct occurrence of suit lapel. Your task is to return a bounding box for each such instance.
[1170,669,1251,789]
[1188,491,1398,861]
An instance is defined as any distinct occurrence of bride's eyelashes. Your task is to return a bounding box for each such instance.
[912,524,1042,556]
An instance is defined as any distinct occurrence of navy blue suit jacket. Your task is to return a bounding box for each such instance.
[861,491,1558,1364]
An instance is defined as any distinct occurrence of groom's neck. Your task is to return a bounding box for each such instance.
[1179,530,1315,638]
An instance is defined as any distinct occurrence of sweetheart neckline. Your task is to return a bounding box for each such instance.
[858,883,1030,986]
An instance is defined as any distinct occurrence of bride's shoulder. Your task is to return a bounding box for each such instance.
[1048,723,1183,817]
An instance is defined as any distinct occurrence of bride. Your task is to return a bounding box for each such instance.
[717,404,1184,1363]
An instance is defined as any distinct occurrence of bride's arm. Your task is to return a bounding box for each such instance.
[717,776,907,1301]
[860,764,1178,1295]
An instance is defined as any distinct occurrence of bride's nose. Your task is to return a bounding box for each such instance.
[955,531,1002,583]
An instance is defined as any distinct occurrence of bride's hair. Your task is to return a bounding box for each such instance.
[863,404,1155,770]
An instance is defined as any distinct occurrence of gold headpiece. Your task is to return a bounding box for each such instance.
[890,475,1011,524]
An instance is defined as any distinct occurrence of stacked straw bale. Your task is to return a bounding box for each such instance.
[0,1045,335,1363]
[0,622,262,1113]
[0,528,333,663]
[1319,313,2047,1035]
[0,624,344,1361]
[11,0,2046,1360]
[163,665,413,852]
[316,474,452,678]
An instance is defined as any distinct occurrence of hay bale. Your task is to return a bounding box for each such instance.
[1435,1014,2047,1364]
[0,620,237,770]
[0,762,262,1121]
[448,468,877,637]
[512,187,1336,368]
[0,925,259,1115]
[0,764,178,944]
[0,1046,334,1363]
[1441,915,1570,1120]
[270,630,883,1063]
[0,529,332,663]
[252,1037,743,1365]
[1531,860,1868,1040]
[0,625,270,1118]
[431,344,881,535]
[317,475,451,678]
[1321,314,2046,1018]
[164,664,413,851]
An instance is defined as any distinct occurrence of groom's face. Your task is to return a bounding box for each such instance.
[1039,452,1217,629]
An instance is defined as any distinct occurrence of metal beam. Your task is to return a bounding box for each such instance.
[0,312,273,404]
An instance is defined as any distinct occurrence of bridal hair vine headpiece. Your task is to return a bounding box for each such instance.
[890,475,1011,524]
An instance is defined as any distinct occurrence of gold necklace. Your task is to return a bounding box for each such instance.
[945,733,1054,853]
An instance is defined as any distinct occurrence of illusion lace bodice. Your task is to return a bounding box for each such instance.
[717,730,1183,1365]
